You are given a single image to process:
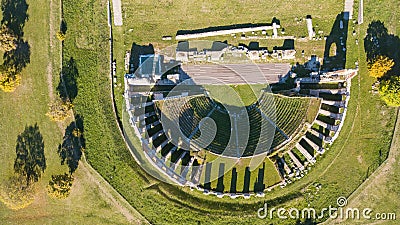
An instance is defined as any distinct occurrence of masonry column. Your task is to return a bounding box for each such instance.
[272,22,278,38]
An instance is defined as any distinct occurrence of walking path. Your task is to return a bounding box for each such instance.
[322,108,400,224]
[358,0,364,24]
[79,159,150,224]
[112,0,123,26]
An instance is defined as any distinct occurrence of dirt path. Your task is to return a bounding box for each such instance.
[47,0,65,132]
[47,0,55,101]
[322,107,400,224]
[78,160,149,224]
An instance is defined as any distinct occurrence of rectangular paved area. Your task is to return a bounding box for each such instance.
[180,63,290,84]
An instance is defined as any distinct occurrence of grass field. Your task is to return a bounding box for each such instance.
[17,0,397,224]
[0,0,139,224]
[325,108,399,225]
[120,0,343,48]
[206,84,266,107]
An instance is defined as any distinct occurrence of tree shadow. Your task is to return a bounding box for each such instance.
[60,19,67,34]
[364,20,400,75]
[57,57,79,102]
[1,0,29,37]
[322,12,349,71]
[1,0,30,75]
[295,218,317,225]
[14,123,46,186]
[58,115,85,174]
[3,39,30,73]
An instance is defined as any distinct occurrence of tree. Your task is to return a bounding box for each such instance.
[47,173,74,199]
[46,98,73,121]
[58,115,85,174]
[0,72,20,92]
[0,25,17,52]
[0,175,34,210]
[14,124,46,186]
[368,55,394,78]
[379,76,400,107]
[56,31,66,41]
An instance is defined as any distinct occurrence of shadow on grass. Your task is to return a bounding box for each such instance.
[60,19,67,34]
[3,39,30,72]
[176,18,280,36]
[229,168,237,193]
[1,0,29,37]
[253,163,265,192]
[57,57,79,102]
[1,0,30,74]
[203,162,212,190]
[243,166,251,193]
[296,218,317,225]
[14,123,46,186]
[364,20,400,76]
[58,115,85,174]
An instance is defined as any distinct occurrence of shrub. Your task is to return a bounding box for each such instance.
[0,175,35,210]
[56,31,66,41]
[47,173,74,199]
[0,25,17,52]
[46,98,73,121]
[379,76,400,107]
[368,55,394,78]
[0,73,21,92]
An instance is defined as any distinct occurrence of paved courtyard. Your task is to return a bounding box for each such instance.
[180,63,290,84]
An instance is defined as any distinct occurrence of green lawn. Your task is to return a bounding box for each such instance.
[204,84,264,107]
[48,0,400,224]
[120,0,343,48]
[0,0,135,224]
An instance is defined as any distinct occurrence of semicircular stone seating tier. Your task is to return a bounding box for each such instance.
[156,92,312,157]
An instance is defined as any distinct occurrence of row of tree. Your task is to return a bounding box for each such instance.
[1,118,86,210]
[0,2,66,93]
[46,53,82,198]
[0,22,20,91]
[365,21,400,107]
